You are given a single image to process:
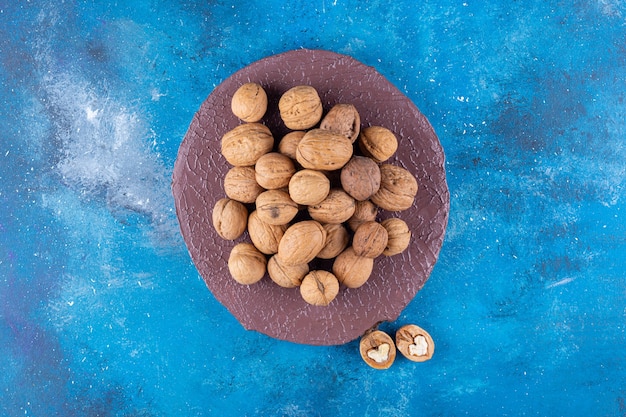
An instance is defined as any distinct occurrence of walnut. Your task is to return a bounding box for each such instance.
[317,223,350,259]
[255,152,296,190]
[278,131,306,160]
[295,129,353,171]
[277,220,327,265]
[288,169,330,206]
[319,103,361,143]
[352,221,388,258]
[223,166,264,203]
[307,189,356,224]
[267,255,309,288]
[211,198,248,240]
[395,324,435,362]
[380,218,411,256]
[227,243,267,285]
[371,164,418,211]
[332,246,374,289]
[221,123,274,166]
[359,330,396,369]
[231,82,267,122]
[255,190,298,226]
[299,270,340,306]
[247,210,287,255]
[358,126,398,163]
[278,85,323,130]
[340,156,381,201]
[347,200,378,232]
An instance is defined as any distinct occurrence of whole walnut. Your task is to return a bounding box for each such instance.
[221,123,274,166]
[224,166,264,203]
[308,189,356,224]
[320,103,361,143]
[248,210,287,255]
[380,218,411,256]
[317,223,350,259]
[255,190,299,226]
[332,246,374,289]
[340,156,381,201]
[277,220,327,265]
[255,152,296,190]
[267,255,309,288]
[300,270,340,306]
[358,126,398,163]
[279,85,323,130]
[212,198,248,240]
[288,169,330,206]
[278,131,306,160]
[228,243,267,285]
[231,82,268,122]
[296,129,353,171]
[347,200,378,232]
[371,164,418,211]
[352,221,389,258]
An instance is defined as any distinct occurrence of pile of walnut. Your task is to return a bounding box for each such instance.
[212,82,418,307]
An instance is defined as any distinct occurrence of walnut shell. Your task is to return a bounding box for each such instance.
[255,190,298,226]
[347,200,378,232]
[221,123,274,166]
[267,255,309,288]
[288,169,331,206]
[340,156,381,201]
[359,330,396,369]
[248,210,287,255]
[308,189,356,224]
[352,221,388,258]
[296,129,353,171]
[278,131,306,160]
[319,103,361,143]
[332,246,374,289]
[299,270,340,306]
[278,85,323,130]
[395,324,435,362]
[317,223,350,259]
[231,82,268,122]
[255,152,296,190]
[277,220,327,265]
[371,164,418,211]
[358,126,398,163]
[212,198,248,240]
[224,166,264,203]
[380,218,411,256]
[227,243,267,285]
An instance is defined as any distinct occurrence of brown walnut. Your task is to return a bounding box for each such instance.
[231,82,268,122]
[371,164,418,211]
[380,218,411,256]
[211,198,248,240]
[227,243,267,285]
[221,123,274,166]
[278,131,306,160]
[223,166,264,203]
[395,324,435,362]
[255,152,296,190]
[358,126,398,163]
[267,255,309,288]
[347,200,378,232]
[332,246,374,289]
[288,169,331,206]
[247,210,287,255]
[278,85,323,130]
[319,103,361,143]
[299,270,340,306]
[352,221,388,258]
[317,223,350,259]
[359,330,396,369]
[340,156,381,201]
[307,189,356,224]
[277,220,327,265]
[255,190,298,226]
[296,129,353,171]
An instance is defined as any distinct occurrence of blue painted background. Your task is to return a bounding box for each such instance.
[1,1,625,416]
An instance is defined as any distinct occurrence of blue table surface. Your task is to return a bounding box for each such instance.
[1,1,625,416]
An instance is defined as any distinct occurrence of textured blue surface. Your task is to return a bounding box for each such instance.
[1,1,625,416]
